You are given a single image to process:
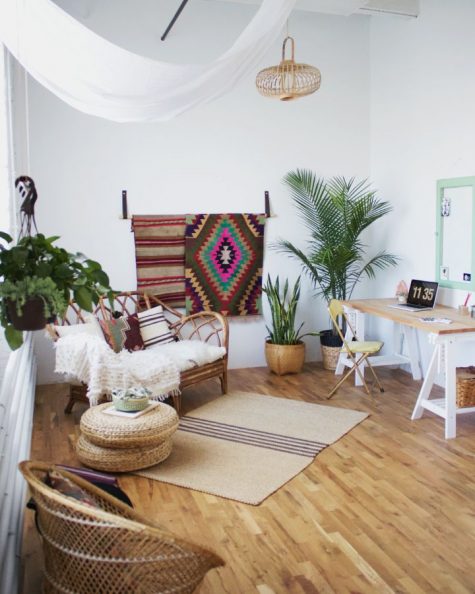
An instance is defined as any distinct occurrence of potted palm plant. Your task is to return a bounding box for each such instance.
[274,169,399,370]
[263,274,316,375]
[0,231,113,350]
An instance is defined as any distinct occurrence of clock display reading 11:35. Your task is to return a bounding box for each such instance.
[411,285,435,303]
[408,280,438,306]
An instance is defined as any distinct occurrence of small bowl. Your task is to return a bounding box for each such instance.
[112,394,149,412]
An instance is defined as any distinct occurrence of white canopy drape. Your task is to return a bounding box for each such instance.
[0,0,297,122]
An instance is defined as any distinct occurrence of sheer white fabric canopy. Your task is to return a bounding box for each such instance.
[0,0,297,122]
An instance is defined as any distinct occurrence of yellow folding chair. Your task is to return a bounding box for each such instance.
[327,299,385,399]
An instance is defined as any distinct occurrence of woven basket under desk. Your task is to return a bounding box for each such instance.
[456,367,475,408]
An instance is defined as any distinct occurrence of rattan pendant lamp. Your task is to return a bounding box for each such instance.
[256,36,321,101]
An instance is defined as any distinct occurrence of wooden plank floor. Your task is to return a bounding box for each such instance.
[22,365,475,593]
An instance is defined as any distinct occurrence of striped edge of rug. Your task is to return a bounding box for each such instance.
[179,416,327,458]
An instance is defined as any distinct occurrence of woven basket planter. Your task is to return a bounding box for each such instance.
[265,341,305,375]
[456,367,475,407]
[319,330,343,371]
[321,345,341,371]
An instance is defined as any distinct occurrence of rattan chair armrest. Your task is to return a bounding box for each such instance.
[173,311,229,350]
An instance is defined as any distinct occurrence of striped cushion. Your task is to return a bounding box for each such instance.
[138,305,175,348]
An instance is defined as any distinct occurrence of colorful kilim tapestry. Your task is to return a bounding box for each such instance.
[131,215,186,307]
[185,213,265,316]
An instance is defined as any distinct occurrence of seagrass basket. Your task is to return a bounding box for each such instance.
[456,367,475,407]
[321,345,341,371]
[265,341,305,375]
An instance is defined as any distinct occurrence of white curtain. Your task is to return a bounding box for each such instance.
[0,0,297,123]
[0,46,13,232]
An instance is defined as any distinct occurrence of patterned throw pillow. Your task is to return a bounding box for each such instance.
[137,305,175,348]
[101,314,145,353]
[123,314,145,352]
[100,317,130,353]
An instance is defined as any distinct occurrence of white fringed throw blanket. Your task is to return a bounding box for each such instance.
[55,335,180,405]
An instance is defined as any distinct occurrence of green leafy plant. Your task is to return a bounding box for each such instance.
[263,275,317,345]
[274,170,399,334]
[0,231,114,350]
[0,277,68,317]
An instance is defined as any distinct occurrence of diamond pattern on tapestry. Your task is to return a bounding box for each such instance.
[185,214,265,316]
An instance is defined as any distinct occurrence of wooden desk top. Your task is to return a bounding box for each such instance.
[342,298,475,335]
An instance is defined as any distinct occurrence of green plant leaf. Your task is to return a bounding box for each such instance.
[92,270,110,287]
[74,287,93,311]
[85,259,101,271]
[36,262,52,277]
[11,248,27,266]
[5,325,23,350]
[107,290,117,310]
[45,235,61,244]
[0,231,13,243]
[54,263,74,279]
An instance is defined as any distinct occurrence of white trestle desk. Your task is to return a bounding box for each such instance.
[336,298,475,439]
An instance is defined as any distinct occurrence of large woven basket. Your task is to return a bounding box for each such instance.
[265,342,305,375]
[456,367,475,408]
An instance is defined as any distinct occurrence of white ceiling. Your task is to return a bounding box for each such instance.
[210,0,419,17]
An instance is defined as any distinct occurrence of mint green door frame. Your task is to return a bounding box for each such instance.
[436,176,475,290]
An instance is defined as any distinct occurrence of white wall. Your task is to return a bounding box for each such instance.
[369,0,475,370]
[21,1,372,383]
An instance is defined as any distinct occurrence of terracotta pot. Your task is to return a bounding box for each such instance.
[265,341,305,375]
[7,297,48,331]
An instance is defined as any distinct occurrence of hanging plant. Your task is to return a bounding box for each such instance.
[0,231,113,350]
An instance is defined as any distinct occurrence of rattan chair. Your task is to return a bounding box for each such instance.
[20,461,224,593]
[327,299,385,399]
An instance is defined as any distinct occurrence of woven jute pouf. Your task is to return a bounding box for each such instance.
[76,434,173,472]
[80,402,179,449]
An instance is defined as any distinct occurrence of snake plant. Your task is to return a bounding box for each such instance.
[263,275,317,345]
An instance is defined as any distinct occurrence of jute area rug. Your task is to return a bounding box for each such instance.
[137,392,368,505]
